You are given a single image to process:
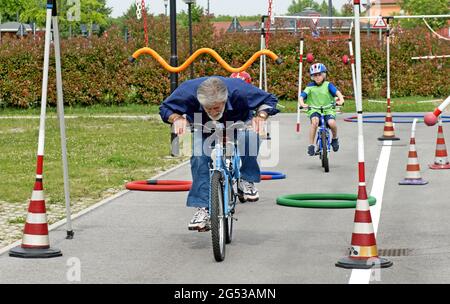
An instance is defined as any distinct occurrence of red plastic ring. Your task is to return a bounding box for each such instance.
[125,180,192,191]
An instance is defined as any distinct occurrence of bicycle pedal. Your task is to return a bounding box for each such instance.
[197,226,211,232]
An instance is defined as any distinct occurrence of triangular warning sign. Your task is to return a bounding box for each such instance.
[373,16,387,28]
[309,14,320,26]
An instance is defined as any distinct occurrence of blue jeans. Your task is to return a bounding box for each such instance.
[187,130,261,208]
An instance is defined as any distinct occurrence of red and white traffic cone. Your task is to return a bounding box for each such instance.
[9,2,62,258]
[378,102,399,141]
[9,157,62,258]
[429,119,450,170]
[399,119,428,185]
[336,184,392,269]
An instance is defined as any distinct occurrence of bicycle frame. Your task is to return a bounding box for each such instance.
[309,104,335,155]
[209,135,241,216]
[316,114,331,154]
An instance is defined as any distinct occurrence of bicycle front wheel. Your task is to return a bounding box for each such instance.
[225,177,234,244]
[321,131,329,172]
[210,171,226,262]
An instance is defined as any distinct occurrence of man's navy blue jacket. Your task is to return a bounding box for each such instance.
[159,76,279,125]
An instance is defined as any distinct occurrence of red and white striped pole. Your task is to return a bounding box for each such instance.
[336,0,392,269]
[296,33,304,133]
[424,96,450,126]
[378,18,399,141]
[9,0,62,259]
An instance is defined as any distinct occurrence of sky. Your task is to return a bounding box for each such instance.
[106,0,352,18]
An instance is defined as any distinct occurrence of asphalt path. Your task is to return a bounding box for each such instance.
[0,113,449,284]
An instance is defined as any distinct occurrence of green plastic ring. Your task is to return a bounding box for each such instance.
[276,193,377,209]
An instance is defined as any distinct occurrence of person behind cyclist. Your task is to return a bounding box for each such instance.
[298,63,345,156]
[159,76,279,231]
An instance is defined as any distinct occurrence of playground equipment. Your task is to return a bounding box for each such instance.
[135,0,149,46]
[276,193,376,209]
[260,171,286,180]
[129,47,282,73]
[125,180,192,191]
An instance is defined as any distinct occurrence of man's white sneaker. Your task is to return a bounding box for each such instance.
[188,207,210,231]
[237,179,259,202]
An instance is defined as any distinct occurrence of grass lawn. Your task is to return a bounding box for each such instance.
[0,113,187,207]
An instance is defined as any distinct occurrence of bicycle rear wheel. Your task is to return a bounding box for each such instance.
[210,171,226,262]
[321,131,329,172]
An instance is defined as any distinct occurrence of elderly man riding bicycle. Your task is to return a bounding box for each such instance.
[159,76,279,231]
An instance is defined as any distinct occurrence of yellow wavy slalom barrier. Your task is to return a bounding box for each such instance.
[129,47,283,73]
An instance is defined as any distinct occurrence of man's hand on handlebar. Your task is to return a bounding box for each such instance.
[172,116,188,136]
[251,115,267,134]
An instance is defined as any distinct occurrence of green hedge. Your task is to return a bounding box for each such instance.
[0,16,448,108]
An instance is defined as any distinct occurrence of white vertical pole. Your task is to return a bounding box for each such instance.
[411,118,417,138]
[386,19,391,106]
[353,0,366,182]
[348,37,358,109]
[296,35,304,133]
[35,3,53,168]
[53,11,73,238]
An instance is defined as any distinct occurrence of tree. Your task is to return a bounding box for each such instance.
[318,0,338,16]
[178,3,204,28]
[400,0,449,28]
[340,3,353,17]
[288,0,320,14]
[0,0,27,22]
[16,0,111,31]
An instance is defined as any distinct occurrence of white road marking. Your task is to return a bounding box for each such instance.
[349,140,392,284]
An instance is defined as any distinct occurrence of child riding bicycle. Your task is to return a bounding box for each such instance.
[298,63,345,156]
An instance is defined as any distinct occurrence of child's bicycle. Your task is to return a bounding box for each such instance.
[191,121,246,262]
[301,102,339,173]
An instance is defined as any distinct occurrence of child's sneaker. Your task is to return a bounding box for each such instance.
[331,138,339,152]
[307,145,315,156]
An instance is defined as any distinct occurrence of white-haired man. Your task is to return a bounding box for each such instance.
[160,76,279,231]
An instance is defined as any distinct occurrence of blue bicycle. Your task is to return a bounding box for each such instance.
[191,121,245,262]
[301,103,338,173]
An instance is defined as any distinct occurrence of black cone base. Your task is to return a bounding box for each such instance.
[336,256,393,269]
[378,136,400,141]
[9,246,62,259]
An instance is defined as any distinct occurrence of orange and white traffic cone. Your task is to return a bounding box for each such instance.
[378,102,399,141]
[429,119,450,170]
[336,184,392,269]
[399,119,428,185]
[9,160,62,258]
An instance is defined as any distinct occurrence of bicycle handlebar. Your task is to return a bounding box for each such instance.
[299,102,344,110]
[190,121,249,133]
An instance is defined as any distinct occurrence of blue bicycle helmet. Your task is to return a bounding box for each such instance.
[309,63,327,75]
